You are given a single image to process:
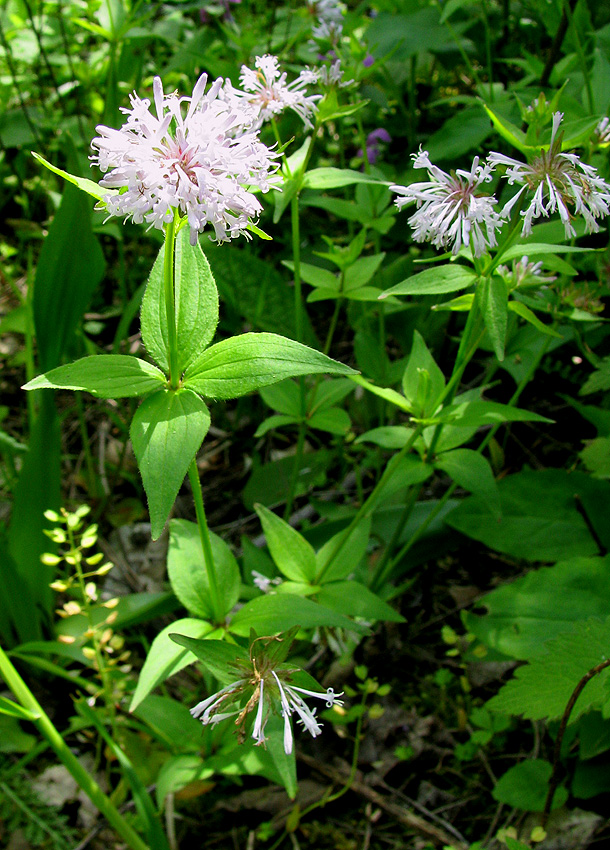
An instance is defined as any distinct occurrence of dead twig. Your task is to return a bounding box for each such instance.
[298,753,468,849]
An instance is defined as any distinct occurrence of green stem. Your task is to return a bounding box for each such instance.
[0,645,149,850]
[290,193,303,344]
[369,302,484,592]
[164,212,180,389]
[283,420,307,521]
[187,459,223,624]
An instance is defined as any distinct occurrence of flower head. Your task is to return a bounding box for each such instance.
[189,632,344,754]
[229,55,322,130]
[91,74,279,244]
[496,255,557,289]
[488,112,610,238]
[390,148,505,256]
[302,58,354,90]
[594,116,610,146]
[307,0,344,43]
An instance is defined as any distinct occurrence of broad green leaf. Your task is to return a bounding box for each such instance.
[403,330,445,417]
[438,399,553,427]
[343,286,386,302]
[302,167,383,190]
[487,617,610,724]
[344,253,386,291]
[255,504,317,582]
[355,426,414,450]
[308,408,351,434]
[133,695,206,751]
[260,379,302,416]
[168,635,250,683]
[308,378,355,413]
[23,355,166,397]
[129,618,215,712]
[499,242,592,262]
[435,449,500,518]
[493,760,567,812]
[141,227,219,374]
[0,715,36,753]
[315,515,372,583]
[156,755,215,807]
[318,581,404,622]
[447,470,601,562]
[307,287,343,303]
[580,356,610,395]
[183,333,355,399]
[380,264,477,298]
[373,455,433,505]
[254,414,299,437]
[32,151,116,203]
[477,275,508,360]
[464,555,610,660]
[284,261,338,291]
[167,519,240,619]
[229,594,368,636]
[508,301,562,336]
[130,389,211,539]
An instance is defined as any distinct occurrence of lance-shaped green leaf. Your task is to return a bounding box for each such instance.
[508,301,562,337]
[481,103,530,154]
[255,504,317,582]
[229,594,368,636]
[379,264,477,299]
[183,333,356,399]
[169,634,250,684]
[435,448,501,519]
[32,151,117,203]
[167,519,240,619]
[141,226,219,374]
[403,330,446,418]
[129,618,216,713]
[23,355,166,398]
[477,275,509,361]
[437,398,553,426]
[130,389,211,539]
[302,167,383,190]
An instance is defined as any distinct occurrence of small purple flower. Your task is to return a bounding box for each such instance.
[358,127,392,164]
[362,54,375,68]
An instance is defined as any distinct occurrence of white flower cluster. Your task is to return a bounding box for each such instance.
[391,112,610,256]
[226,54,322,130]
[307,0,344,43]
[91,74,280,244]
[190,669,344,754]
[390,149,503,257]
[301,58,354,89]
